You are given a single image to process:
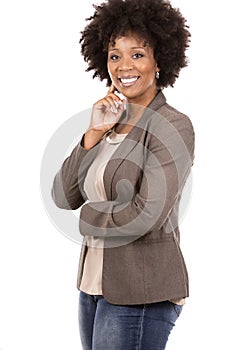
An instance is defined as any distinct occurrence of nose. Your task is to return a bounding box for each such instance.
[118,56,133,71]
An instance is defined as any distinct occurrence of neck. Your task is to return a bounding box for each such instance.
[127,88,158,108]
[125,90,159,124]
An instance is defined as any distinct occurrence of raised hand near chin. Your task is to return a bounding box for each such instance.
[83,85,126,150]
[89,84,126,132]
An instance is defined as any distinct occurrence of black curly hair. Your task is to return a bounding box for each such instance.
[79,0,191,89]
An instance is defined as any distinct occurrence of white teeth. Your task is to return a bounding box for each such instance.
[120,77,138,84]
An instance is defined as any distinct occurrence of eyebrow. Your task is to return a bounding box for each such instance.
[108,46,147,52]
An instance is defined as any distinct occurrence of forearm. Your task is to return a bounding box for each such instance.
[51,135,97,209]
[79,195,168,239]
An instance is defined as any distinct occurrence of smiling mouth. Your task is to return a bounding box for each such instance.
[119,76,140,87]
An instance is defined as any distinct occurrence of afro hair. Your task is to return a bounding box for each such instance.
[80,0,191,88]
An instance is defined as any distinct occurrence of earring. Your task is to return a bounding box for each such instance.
[155,71,160,79]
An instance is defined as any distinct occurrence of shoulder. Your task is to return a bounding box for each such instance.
[158,102,194,133]
[145,101,195,160]
[146,91,194,135]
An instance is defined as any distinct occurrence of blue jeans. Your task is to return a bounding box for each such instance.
[78,291,183,350]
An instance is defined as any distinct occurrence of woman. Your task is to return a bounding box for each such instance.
[52,0,195,348]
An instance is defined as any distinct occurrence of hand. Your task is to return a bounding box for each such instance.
[83,85,126,150]
[89,84,126,132]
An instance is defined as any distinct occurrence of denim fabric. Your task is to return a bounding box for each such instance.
[78,291,183,350]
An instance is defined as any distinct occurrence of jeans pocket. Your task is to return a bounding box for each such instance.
[172,303,183,317]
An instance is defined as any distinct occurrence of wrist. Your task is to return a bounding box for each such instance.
[83,129,105,150]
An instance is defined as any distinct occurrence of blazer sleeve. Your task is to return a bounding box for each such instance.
[51,135,98,210]
[79,114,195,238]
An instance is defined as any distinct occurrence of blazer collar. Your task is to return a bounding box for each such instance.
[127,90,166,141]
[147,90,166,111]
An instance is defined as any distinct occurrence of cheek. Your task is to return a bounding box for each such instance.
[141,69,156,85]
[107,59,117,70]
[107,65,119,84]
[140,62,156,76]
[107,62,113,76]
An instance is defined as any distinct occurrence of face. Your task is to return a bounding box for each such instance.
[107,34,159,106]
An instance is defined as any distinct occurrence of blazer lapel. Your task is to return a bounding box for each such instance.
[103,90,166,200]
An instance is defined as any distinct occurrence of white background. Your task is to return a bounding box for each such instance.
[0,0,233,349]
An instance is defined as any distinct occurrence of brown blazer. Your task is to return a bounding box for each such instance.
[52,91,195,305]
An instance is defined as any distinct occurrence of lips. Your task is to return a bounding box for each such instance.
[119,76,140,87]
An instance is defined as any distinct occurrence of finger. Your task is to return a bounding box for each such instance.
[94,94,124,116]
[107,100,125,125]
[107,84,116,94]
[115,99,126,119]
[94,99,112,113]
[105,96,121,113]
[97,95,121,114]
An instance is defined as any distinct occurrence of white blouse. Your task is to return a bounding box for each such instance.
[79,129,128,295]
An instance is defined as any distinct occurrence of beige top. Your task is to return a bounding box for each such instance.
[80,129,127,294]
[79,128,185,306]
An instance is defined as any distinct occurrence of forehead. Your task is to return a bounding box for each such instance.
[108,32,149,50]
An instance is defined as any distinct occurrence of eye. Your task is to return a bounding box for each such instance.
[109,54,120,61]
[132,53,144,59]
